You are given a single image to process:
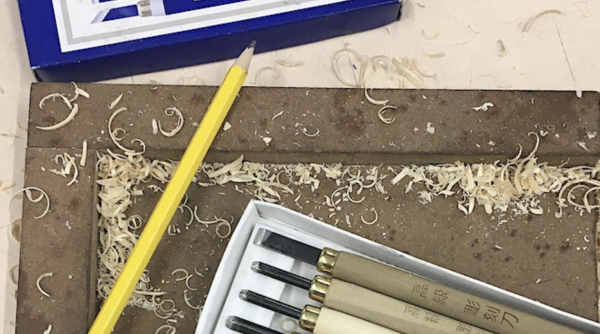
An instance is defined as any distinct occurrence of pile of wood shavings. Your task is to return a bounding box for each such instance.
[391,134,600,217]
[96,150,169,311]
[331,46,435,89]
[95,151,390,313]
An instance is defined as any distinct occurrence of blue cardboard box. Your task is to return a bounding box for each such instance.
[18,0,402,82]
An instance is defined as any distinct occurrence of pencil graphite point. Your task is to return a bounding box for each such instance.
[233,41,256,71]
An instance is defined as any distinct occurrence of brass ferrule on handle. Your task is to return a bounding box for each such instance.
[316,247,339,274]
[300,305,320,332]
[309,276,331,302]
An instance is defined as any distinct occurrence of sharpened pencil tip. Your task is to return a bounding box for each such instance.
[248,40,257,49]
[251,261,261,272]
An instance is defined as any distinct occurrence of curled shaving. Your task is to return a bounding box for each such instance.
[331,47,364,87]
[365,88,388,105]
[183,289,202,310]
[108,107,146,155]
[36,272,53,297]
[155,324,176,334]
[158,107,184,137]
[11,219,21,243]
[39,93,73,110]
[377,106,396,124]
[69,82,90,102]
[37,100,79,131]
[11,187,50,219]
[9,265,18,285]
[522,10,563,32]
[361,208,378,225]
[255,66,281,86]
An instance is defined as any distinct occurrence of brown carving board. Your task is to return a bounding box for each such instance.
[17,83,599,334]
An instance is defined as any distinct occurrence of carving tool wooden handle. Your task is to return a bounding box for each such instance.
[312,308,400,334]
[314,276,495,334]
[321,251,581,334]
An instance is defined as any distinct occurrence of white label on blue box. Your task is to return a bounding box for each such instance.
[52,0,349,52]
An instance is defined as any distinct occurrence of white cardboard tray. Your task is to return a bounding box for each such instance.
[194,201,600,334]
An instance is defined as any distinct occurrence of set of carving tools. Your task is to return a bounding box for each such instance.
[222,230,586,334]
[192,202,599,334]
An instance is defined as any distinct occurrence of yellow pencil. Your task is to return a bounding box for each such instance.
[88,41,256,334]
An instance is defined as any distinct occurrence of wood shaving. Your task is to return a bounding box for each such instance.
[1,182,15,191]
[69,82,90,102]
[365,88,388,105]
[262,137,272,146]
[158,107,185,137]
[37,102,79,131]
[11,187,50,219]
[272,111,284,120]
[577,142,589,151]
[11,219,21,242]
[496,40,507,57]
[522,10,563,32]
[108,107,146,155]
[360,208,378,225]
[275,59,304,67]
[421,28,439,40]
[421,49,446,59]
[80,140,88,167]
[426,122,435,134]
[412,59,437,78]
[223,121,232,131]
[216,219,232,239]
[300,127,320,137]
[331,46,364,87]
[468,25,481,33]
[185,274,197,290]
[39,93,73,110]
[183,290,202,310]
[155,324,176,334]
[587,131,597,139]
[9,265,18,285]
[255,66,281,86]
[391,58,424,88]
[50,152,79,186]
[473,102,494,111]
[36,272,53,297]
[152,119,158,135]
[109,93,124,109]
[171,269,189,281]
[43,325,53,334]
[377,106,396,124]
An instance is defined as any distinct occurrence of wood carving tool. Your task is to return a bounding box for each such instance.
[239,289,401,334]
[252,261,495,334]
